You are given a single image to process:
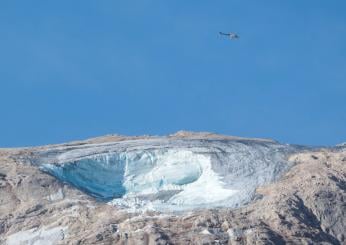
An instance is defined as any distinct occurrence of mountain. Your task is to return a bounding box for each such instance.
[0,132,345,244]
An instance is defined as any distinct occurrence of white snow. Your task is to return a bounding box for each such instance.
[200,229,212,235]
[48,189,64,201]
[6,226,67,245]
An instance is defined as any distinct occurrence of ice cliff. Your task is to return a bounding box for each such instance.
[34,137,298,212]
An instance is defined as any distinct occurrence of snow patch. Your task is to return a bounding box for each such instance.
[48,188,64,201]
[200,229,212,235]
[6,226,67,245]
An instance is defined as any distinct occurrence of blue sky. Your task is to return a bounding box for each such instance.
[0,1,345,147]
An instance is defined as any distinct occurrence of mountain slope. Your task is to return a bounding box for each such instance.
[0,132,345,244]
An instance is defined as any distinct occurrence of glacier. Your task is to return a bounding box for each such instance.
[35,137,299,212]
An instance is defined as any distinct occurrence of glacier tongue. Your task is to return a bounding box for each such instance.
[40,138,296,212]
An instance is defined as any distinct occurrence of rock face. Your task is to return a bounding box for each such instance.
[0,132,345,244]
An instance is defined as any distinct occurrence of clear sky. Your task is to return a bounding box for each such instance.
[0,1,345,147]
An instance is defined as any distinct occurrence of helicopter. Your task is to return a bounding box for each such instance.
[219,32,239,40]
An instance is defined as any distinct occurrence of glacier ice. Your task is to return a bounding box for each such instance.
[38,138,298,212]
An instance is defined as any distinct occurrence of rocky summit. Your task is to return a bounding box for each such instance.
[0,132,345,244]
